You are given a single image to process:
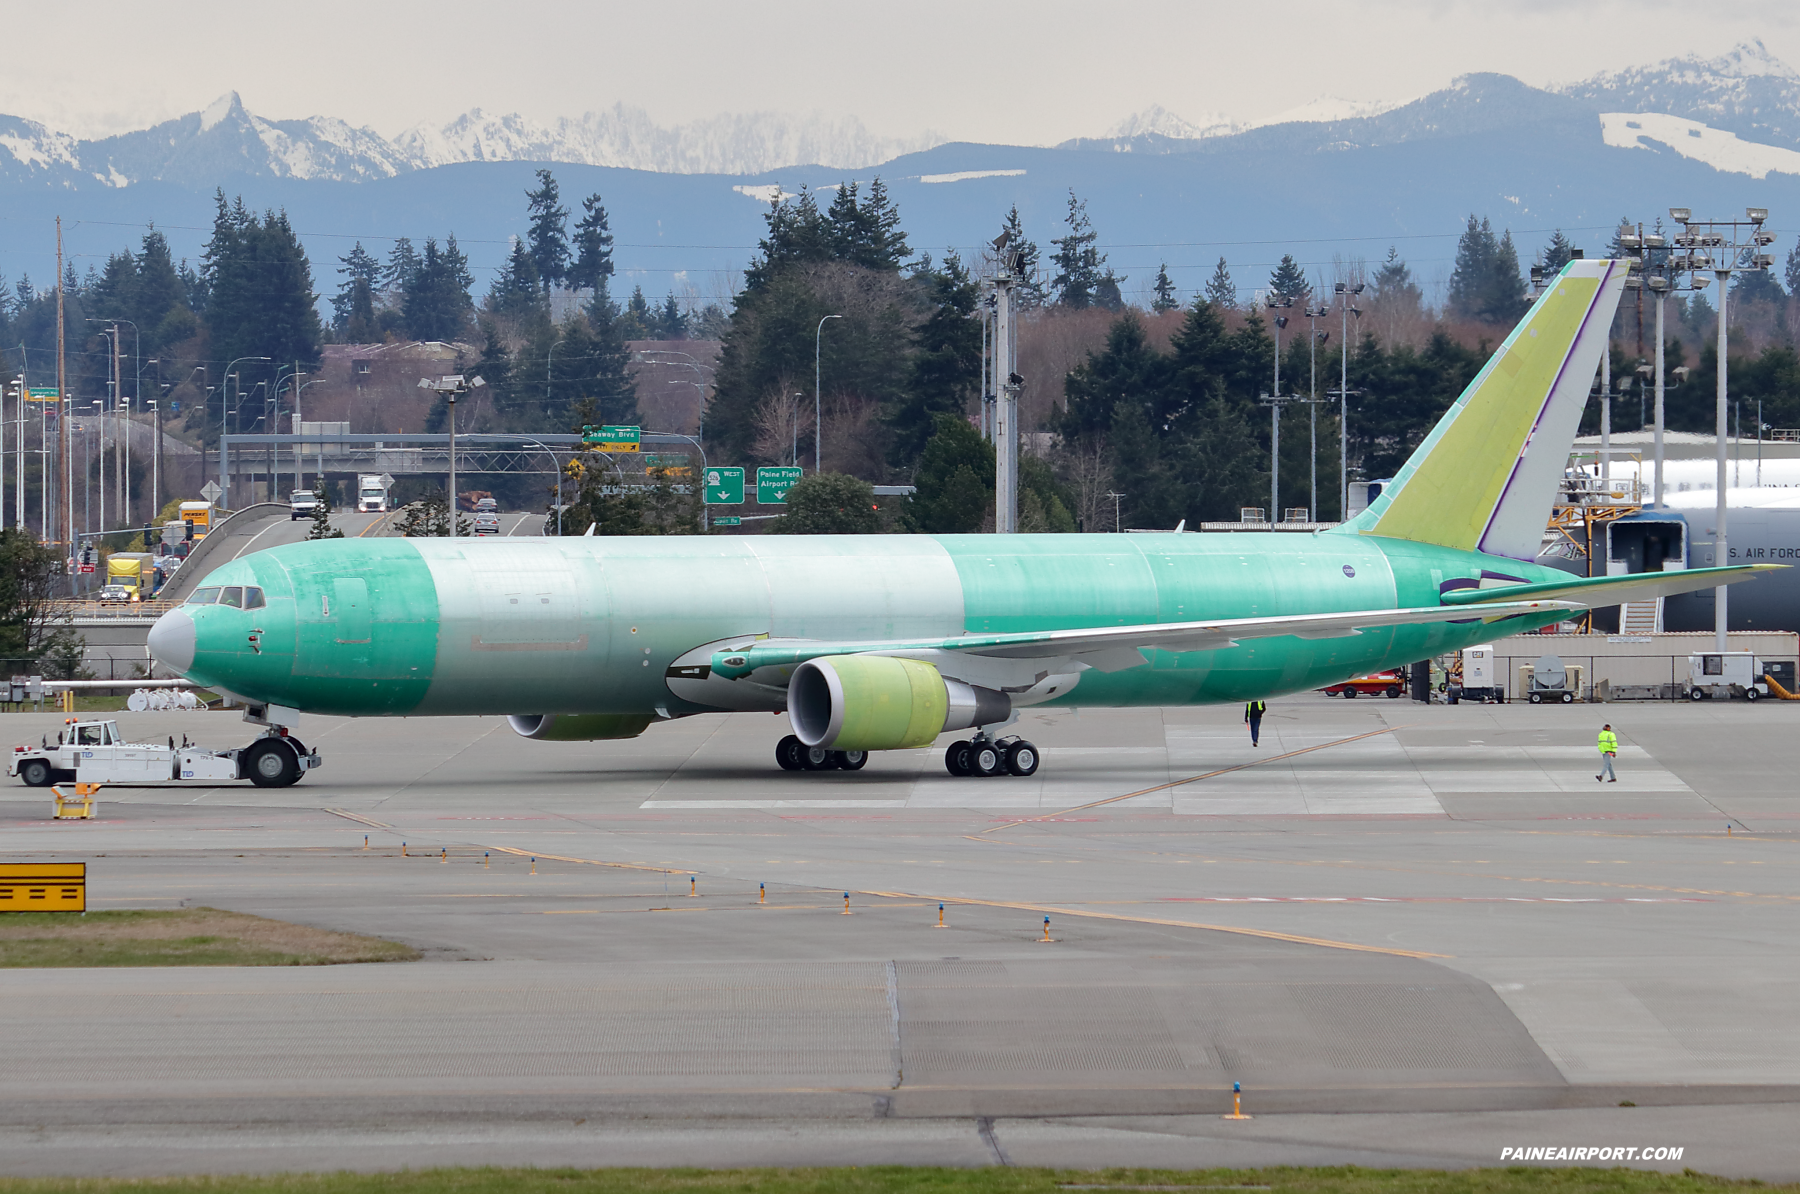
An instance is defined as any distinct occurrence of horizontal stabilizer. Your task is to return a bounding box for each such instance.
[1439,564,1779,609]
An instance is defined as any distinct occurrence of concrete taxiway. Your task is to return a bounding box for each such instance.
[1,697,1795,1177]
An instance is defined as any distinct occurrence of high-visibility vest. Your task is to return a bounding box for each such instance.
[1597,730,1619,754]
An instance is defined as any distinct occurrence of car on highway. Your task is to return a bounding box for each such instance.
[289,490,320,521]
[472,512,501,536]
[1320,670,1407,698]
[474,497,498,513]
[96,584,135,604]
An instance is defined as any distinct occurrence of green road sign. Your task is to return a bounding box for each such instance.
[26,388,58,401]
[711,516,741,527]
[643,453,690,469]
[582,425,641,451]
[703,467,744,505]
[757,466,804,505]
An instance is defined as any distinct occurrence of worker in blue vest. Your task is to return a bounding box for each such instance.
[1245,700,1267,747]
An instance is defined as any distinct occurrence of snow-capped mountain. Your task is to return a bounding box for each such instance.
[1559,40,1800,150]
[394,103,942,175]
[0,92,944,188]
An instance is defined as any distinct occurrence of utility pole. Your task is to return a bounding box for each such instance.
[988,233,1021,534]
[1334,282,1363,519]
[111,322,123,527]
[56,217,70,589]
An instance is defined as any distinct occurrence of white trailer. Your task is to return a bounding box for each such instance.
[1686,652,1772,702]
[9,719,322,788]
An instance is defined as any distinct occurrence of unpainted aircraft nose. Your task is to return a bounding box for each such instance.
[147,607,196,674]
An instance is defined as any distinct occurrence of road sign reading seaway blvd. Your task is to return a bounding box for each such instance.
[582,425,641,452]
[757,466,803,504]
[704,467,744,505]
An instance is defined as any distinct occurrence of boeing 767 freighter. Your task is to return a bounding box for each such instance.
[142,259,1772,785]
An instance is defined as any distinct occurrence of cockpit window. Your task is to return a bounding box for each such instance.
[187,588,221,605]
[243,587,265,610]
[218,587,245,609]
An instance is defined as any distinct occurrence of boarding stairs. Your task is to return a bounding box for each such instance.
[1618,598,1662,635]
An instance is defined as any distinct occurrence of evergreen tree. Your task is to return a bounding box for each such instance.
[1050,190,1108,309]
[768,473,881,533]
[14,276,33,309]
[904,414,994,533]
[524,168,570,294]
[1268,254,1310,305]
[201,193,320,375]
[655,293,688,339]
[382,237,419,297]
[344,278,376,343]
[567,193,615,294]
[1203,257,1237,309]
[1017,455,1076,532]
[1152,264,1180,313]
[740,187,832,294]
[487,239,542,317]
[332,242,381,331]
[306,477,343,540]
[619,285,653,340]
[859,177,909,270]
[1000,206,1046,308]
[1786,243,1800,297]
[1370,247,1420,306]
[402,236,474,342]
[891,252,981,467]
[1540,230,1575,275]
[1447,215,1527,324]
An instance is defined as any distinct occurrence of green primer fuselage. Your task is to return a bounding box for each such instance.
[176,531,1566,717]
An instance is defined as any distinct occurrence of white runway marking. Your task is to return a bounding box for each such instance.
[638,800,909,809]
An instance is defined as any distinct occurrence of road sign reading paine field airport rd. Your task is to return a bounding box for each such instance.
[704,467,744,504]
[757,466,803,504]
[582,425,640,452]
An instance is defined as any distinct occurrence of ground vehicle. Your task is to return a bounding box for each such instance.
[96,584,134,604]
[474,497,498,513]
[357,475,390,513]
[1686,652,1772,701]
[178,502,214,542]
[472,512,501,536]
[10,718,321,789]
[290,490,320,521]
[1321,671,1406,698]
[106,552,155,599]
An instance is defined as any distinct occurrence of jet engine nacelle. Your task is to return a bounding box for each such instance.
[508,714,654,741]
[788,656,1010,751]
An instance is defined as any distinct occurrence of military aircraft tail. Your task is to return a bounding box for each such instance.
[1338,258,1628,561]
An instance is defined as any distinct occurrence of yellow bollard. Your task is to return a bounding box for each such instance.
[759,883,765,904]
[689,876,697,898]
[402,842,407,857]
[441,848,447,864]
[484,852,490,869]
[936,902,946,929]
[842,891,851,915]
[1041,915,1052,943]
[530,857,537,875]
[1221,1081,1253,1120]
[363,835,369,851]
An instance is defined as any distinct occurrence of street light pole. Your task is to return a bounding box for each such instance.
[1334,282,1364,518]
[217,356,270,505]
[815,314,841,473]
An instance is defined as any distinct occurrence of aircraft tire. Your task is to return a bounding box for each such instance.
[19,758,51,787]
[835,750,868,771]
[776,735,805,770]
[245,739,300,788]
[1004,741,1039,777]
[970,742,1003,777]
[800,745,837,771]
[944,742,972,777]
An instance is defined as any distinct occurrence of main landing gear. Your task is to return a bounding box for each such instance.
[943,735,1038,778]
[775,735,869,772]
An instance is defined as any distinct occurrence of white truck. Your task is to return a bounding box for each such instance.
[356,473,390,513]
[9,719,322,788]
[1686,652,1772,701]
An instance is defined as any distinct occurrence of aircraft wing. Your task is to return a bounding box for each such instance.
[1439,563,1779,609]
[707,598,1578,683]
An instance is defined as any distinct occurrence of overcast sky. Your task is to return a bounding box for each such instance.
[11,1,1800,143]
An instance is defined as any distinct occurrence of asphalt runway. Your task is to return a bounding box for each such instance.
[1,696,1796,1177]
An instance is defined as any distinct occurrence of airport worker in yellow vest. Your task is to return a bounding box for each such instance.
[1596,724,1619,783]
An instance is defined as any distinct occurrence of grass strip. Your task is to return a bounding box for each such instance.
[0,907,418,967]
[0,1167,1781,1194]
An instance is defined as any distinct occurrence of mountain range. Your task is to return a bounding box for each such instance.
[2,42,1797,304]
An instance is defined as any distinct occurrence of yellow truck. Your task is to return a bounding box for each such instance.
[103,553,156,602]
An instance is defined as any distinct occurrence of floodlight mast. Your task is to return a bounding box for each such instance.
[986,236,1022,534]
[1333,282,1364,517]
[1650,207,1777,649]
[419,374,486,535]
